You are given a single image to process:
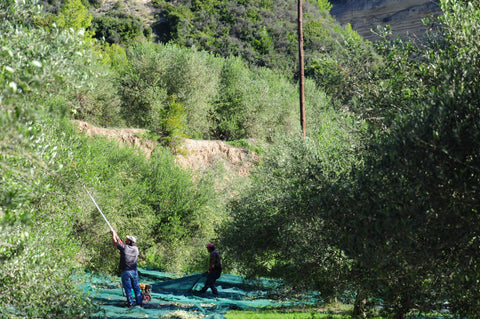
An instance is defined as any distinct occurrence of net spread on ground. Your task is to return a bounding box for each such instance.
[85,268,316,318]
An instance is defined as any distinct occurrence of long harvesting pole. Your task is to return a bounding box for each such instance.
[75,171,115,233]
[82,184,115,232]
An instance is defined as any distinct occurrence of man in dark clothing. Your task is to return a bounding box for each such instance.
[111,229,143,307]
[199,243,222,295]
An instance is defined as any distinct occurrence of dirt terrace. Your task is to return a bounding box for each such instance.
[74,120,258,178]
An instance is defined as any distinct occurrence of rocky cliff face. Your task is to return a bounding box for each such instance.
[330,0,442,41]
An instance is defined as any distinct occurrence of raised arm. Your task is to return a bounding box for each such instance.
[111,229,119,245]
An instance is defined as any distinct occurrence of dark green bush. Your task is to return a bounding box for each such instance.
[211,56,300,141]
[91,14,147,45]
[220,108,363,297]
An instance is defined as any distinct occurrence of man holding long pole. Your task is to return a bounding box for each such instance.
[75,171,143,308]
[77,170,143,307]
[110,230,143,308]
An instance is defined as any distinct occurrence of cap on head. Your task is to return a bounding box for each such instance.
[206,243,215,249]
[126,235,136,244]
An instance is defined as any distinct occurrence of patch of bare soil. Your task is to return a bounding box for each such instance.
[75,120,156,156]
[94,0,160,26]
[175,139,258,177]
[74,121,258,178]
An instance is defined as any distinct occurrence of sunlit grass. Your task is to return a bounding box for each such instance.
[225,304,355,319]
[224,310,349,319]
[224,304,456,319]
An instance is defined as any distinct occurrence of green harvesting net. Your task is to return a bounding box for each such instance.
[84,268,318,318]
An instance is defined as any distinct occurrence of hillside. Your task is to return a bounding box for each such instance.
[330,0,442,40]
[91,0,443,42]
[93,0,160,26]
[74,121,259,178]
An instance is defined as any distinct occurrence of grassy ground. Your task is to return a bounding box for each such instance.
[224,304,357,319]
[223,303,456,319]
[224,310,455,319]
[224,311,350,319]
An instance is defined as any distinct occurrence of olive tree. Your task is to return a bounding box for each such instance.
[220,109,363,301]
[332,0,480,317]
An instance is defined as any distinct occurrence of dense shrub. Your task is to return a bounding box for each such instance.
[211,56,299,141]
[91,13,150,45]
[55,0,92,31]
[119,42,327,141]
[156,0,299,74]
[220,108,363,298]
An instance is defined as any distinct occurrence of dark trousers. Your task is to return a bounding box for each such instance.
[200,270,221,294]
[121,270,143,306]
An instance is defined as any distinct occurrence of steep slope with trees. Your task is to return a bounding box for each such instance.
[221,1,480,318]
[153,0,378,105]
[3,0,480,318]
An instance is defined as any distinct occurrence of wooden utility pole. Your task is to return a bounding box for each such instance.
[298,0,306,137]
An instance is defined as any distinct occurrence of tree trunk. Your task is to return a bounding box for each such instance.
[353,289,367,318]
